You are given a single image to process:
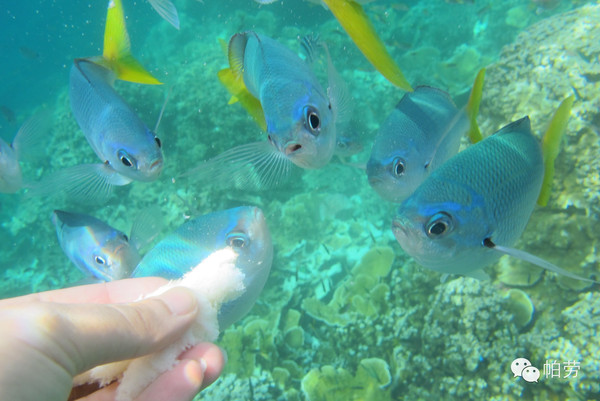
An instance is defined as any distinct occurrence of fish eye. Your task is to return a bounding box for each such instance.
[94,255,106,265]
[392,157,406,177]
[304,106,320,134]
[226,233,249,249]
[117,150,135,168]
[425,212,453,238]
[154,136,162,148]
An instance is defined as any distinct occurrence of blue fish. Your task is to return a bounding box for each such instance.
[0,110,50,193]
[132,206,273,329]
[29,0,163,202]
[367,70,485,203]
[392,117,596,283]
[52,209,163,282]
[184,32,349,190]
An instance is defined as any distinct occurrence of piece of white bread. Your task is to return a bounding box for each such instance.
[73,247,245,401]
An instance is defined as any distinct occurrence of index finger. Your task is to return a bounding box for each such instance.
[0,277,168,306]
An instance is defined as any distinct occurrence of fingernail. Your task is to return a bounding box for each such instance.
[183,360,203,387]
[161,288,197,316]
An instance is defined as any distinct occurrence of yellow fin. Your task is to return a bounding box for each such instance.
[321,0,413,91]
[218,68,267,131]
[465,68,485,143]
[537,95,575,207]
[102,0,161,84]
[218,37,228,57]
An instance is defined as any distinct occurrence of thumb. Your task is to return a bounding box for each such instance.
[4,286,198,376]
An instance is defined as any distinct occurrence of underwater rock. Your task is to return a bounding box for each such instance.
[542,292,600,394]
[415,278,524,398]
[480,3,600,213]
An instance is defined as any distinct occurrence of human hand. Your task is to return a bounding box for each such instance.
[0,277,225,401]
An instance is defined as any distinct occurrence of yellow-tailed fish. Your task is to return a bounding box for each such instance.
[367,69,484,203]
[393,116,597,284]
[28,0,164,203]
[184,31,351,190]
[537,95,575,206]
[321,0,413,91]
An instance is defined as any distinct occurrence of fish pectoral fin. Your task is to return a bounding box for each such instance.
[465,68,485,144]
[321,0,412,91]
[218,68,267,131]
[129,205,165,251]
[148,0,180,30]
[491,243,598,284]
[25,163,131,204]
[103,0,161,84]
[537,95,574,207]
[11,108,52,161]
[178,141,295,190]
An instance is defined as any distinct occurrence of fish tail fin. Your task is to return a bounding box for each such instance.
[465,68,485,143]
[101,0,161,84]
[322,0,412,91]
[218,67,267,131]
[537,95,575,206]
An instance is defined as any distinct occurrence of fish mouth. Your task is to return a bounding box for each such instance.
[285,143,302,156]
[391,217,407,238]
[150,159,163,171]
[368,176,382,186]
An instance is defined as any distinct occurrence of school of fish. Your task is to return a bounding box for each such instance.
[1,2,596,393]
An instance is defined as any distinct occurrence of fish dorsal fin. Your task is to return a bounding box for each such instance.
[321,0,412,91]
[101,0,161,84]
[484,238,598,284]
[493,116,532,138]
[537,95,574,206]
[465,68,485,143]
[218,68,266,131]
[322,42,353,126]
[228,32,256,78]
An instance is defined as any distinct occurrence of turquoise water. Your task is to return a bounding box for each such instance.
[1,0,599,400]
